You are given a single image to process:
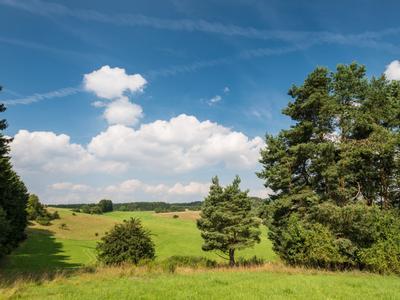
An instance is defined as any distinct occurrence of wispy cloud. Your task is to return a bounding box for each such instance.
[2,0,400,52]
[1,86,81,105]
[207,95,222,106]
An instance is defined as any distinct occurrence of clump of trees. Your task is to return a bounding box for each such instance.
[197,176,261,266]
[96,217,155,265]
[27,194,59,225]
[258,63,400,273]
[0,87,29,257]
[79,199,114,215]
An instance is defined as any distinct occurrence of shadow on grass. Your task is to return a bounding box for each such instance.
[0,228,87,286]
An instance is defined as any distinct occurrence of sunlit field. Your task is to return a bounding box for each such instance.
[1,208,275,272]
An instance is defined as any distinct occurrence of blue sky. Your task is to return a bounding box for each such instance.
[1,0,400,203]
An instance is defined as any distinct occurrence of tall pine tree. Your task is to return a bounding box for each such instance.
[197,176,261,266]
[257,63,400,272]
[0,86,29,257]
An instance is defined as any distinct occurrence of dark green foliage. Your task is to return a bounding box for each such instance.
[267,203,400,273]
[80,204,102,215]
[51,201,203,212]
[98,199,113,212]
[172,214,179,219]
[26,194,58,225]
[258,63,400,273]
[197,176,261,266]
[0,89,29,257]
[96,218,155,265]
[89,205,103,215]
[36,217,51,226]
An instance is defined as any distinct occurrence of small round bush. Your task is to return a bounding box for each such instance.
[96,218,155,265]
[173,214,179,219]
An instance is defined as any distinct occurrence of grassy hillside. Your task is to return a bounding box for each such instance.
[1,208,275,272]
[3,266,400,299]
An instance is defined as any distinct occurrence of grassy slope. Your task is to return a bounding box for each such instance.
[5,268,400,300]
[104,211,275,262]
[2,208,116,271]
[2,208,275,271]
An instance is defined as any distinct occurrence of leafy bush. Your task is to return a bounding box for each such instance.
[52,211,60,219]
[266,201,400,273]
[96,218,155,265]
[172,214,179,219]
[36,216,51,226]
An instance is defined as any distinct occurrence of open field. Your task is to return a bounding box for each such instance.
[2,265,400,299]
[1,208,400,299]
[1,208,275,272]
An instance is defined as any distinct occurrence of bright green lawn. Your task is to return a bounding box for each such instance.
[6,270,400,300]
[1,209,275,272]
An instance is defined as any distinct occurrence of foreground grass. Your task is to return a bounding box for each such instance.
[2,265,399,299]
[1,209,275,272]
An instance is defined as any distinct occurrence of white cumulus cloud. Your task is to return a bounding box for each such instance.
[83,65,147,99]
[384,60,400,81]
[103,97,143,126]
[88,114,264,172]
[11,130,127,174]
[84,65,147,126]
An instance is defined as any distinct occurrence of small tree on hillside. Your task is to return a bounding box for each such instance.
[197,176,261,266]
[96,218,155,265]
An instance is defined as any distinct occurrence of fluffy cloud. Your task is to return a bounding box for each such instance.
[88,114,264,172]
[84,65,146,126]
[11,130,126,174]
[11,114,266,203]
[103,97,143,126]
[384,60,400,81]
[11,115,263,175]
[83,65,147,99]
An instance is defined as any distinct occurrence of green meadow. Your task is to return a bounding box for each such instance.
[1,208,275,272]
[1,208,400,299]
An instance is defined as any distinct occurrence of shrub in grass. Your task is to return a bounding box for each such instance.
[72,212,76,216]
[236,256,265,267]
[172,215,179,219]
[163,256,217,270]
[36,216,51,226]
[52,211,60,219]
[59,223,68,230]
[96,218,155,265]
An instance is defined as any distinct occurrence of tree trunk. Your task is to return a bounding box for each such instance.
[229,249,235,267]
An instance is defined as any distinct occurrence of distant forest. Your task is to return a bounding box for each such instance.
[50,197,265,213]
[51,201,203,213]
